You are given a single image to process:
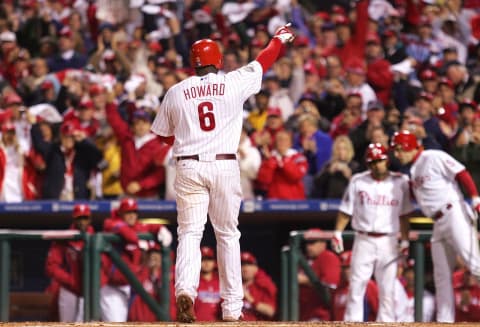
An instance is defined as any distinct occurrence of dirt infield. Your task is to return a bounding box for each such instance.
[2,322,480,326]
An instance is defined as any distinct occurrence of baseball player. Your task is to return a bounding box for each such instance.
[151,24,296,322]
[194,246,221,321]
[390,130,480,322]
[101,197,172,322]
[45,204,94,322]
[332,251,379,321]
[332,143,414,322]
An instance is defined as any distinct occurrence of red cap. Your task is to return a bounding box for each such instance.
[383,29,397,38]
[460,99,478,109]
[119,197,138,213]
[89,84,105,96]
[73,203,91,218]
[366,32,380,44]
[267,107,282,117]
[315,11,330,21]
[294,35,309,47]
[2,122,15,133]
[303,61,318,75]
[79,99,94,109]
[332,5,346,15]
[3,93,22,106]
[304,228,326,241]
[201,246,215,259]
[333,15,349,26]
[41,80,54,90]
[60,122,76,136]
[340,250,352,266]
[419,16,432,27]
[417,91,434,101]
[438,77,454,89]
[148,40,163,53]
[345,62,366,75]
[419,68,437,80]
[250,38,263,48]
[241,252,257,265]
[59,26,72,38]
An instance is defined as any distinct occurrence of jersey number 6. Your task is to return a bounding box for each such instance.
[198,101,216,131]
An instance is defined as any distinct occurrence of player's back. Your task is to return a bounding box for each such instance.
[155,61,262,157]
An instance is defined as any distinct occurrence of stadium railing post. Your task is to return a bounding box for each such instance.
[280,245,290,321]
[82,233,91,321]
[160,243,171,321]
[0,236,10,321]
[288,231,302,321]
[90,233,104,321]
[413,239,425,322]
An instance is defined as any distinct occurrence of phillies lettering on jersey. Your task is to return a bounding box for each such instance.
[339,171,413,233]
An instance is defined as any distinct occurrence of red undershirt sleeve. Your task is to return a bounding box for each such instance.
[456,170,479,197]
[255,38,283,73]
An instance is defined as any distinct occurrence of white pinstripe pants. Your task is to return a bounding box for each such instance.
[174,159,243,319]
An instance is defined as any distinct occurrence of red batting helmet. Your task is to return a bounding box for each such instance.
[365,143,388,163]
[73,204,91,218]
[390,130,419,151]
[119,197,138,214]
[190,39,223,69]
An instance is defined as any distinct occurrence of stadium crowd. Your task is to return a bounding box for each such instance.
[1,0,480,322]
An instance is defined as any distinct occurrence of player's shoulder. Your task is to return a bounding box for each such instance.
[228,61,262,77]
[351,170,370,182]
[390,171,409,180]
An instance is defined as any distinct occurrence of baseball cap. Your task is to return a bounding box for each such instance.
[367,100,384,111]
[304,228,326,241]
[132,109,152,122]
[41,80,55,90]
[417,91,434,101]
[0,31,16,43]
[366,32,381,45]
[294,35,309,47]
[438,77,454,90]
[419,68,437,81]
[78,99,94,110]
[2,122,15,133]
[333,15,350,26]
[267,107,282,117]
[60,122,77,136]
[72,203,91,218]
[459,99,478,109]
[89,84,105,96]
[3,93,23,106]
[201,246,215,259]
[345,62,366,75]
[59,26,72,38]
[102,49,116,61]
[241,252,257,265]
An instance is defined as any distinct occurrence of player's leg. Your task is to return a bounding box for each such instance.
[345,235,375,321]
[207,160,243,320]
[100,285,130,322]
[373,236,398,322]
[174,160,209,301]
[58,286,78,322]
[449,203,480,278]
[431,238,456,322]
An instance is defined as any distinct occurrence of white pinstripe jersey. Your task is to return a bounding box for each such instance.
[151,61,263,157]
[339,170,413,233]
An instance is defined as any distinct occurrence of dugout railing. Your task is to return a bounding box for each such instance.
[0,230,171,322]
[280,229,431,322]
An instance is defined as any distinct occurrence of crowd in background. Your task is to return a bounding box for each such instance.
[0,0,480,202]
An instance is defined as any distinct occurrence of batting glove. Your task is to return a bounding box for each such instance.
[157,227,173,248]
[398,240,410,257]
[273,23,295,44]
[138,239,149,251]
[331,230,344,254]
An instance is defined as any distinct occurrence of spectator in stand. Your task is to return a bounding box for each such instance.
[451,115,480,188]
[329,92,363,139]
[1,92,32,152]
[47,26,87,72]
[349,100,392,170]
[247,89,271,132]
[256,130,308,200]
[418,68,439,95]
[445,60,480,104]
[365,32,394,106]
[241,251,277,321]
[194,246,221,322]
[285,93,331,133]
[95,125,123,199]
[293,114,333,197]
[251,107,284,151]
[298,228,341,321]
[106,97,170,199]
[263,73,294,121]
[238,126,261,200]
[101,197,172,322]
[45,204,94,322]
[400,108,442,151]
[344,61,377,117]
[332,251,378,321]
[382,29,408,65]
[31,121,102,200]
[316,77,346,123]
[63,98,100,139]
[0,122,44,202]
[312,135,360,199]
[128,245,176,322]
[455,269,480,322]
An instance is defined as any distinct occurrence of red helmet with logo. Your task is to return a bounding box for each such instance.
[365,143,388,163]
[390,130,419,151]
[73,203,91,218]
[190,39,223,69]
[119,197,138,214]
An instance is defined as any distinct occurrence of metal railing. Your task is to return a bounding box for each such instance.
[280,230,431,322]
[0,230,171,322]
